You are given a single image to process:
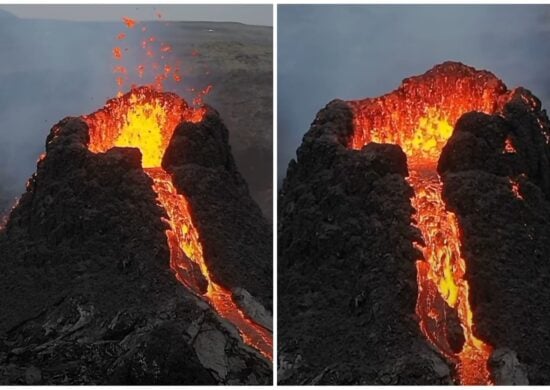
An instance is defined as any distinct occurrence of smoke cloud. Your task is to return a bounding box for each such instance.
[278,5,550,184]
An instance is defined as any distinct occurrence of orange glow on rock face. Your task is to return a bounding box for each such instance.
[510,179,523,200]
[348,64,509,384]
[0,197,19,232]
[504,137,517,154]
[84,87,272,360]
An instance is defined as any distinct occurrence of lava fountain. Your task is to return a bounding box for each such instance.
[83,86,272,360]
[348,62,516,384]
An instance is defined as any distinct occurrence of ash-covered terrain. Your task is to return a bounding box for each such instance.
[278,63,550,385]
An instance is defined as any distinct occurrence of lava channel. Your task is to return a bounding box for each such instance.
[347,63,510,384]
[84,86,272,360]
[410,163,492,384]
[352,121,493,384]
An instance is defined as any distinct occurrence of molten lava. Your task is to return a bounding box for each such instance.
[409,164,492,384]
[110,15,206,94]
[84,87,272,360]
[348,63,512,384]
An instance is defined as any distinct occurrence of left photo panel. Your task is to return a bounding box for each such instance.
[0,4,273,385]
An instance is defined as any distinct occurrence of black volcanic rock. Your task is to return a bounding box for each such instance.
[438,112,514,175]
[0,115,271,384]
[438,88,550,384]
[108,322,215,385]
[163,107,273,311]
[278,101,451,385]
[439,89,550,197]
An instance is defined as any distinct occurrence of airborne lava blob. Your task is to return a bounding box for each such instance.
[83,87,272,360]
[348,62,514,384]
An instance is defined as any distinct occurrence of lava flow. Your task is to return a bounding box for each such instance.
[409,164,492,384]
[84,86,272,360]
[348,63,512,384]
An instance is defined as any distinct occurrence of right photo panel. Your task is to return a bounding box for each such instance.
[278,4,550,386]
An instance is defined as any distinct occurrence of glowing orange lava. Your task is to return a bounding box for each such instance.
[84,87,272,360]
[113,47,123,60]
[347,64,511,384]
[122,17,136,28]
[353,117,493,383]
[410,165,492,384]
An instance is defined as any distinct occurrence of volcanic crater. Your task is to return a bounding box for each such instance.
[0,87,272,384]
[278,62,550,385]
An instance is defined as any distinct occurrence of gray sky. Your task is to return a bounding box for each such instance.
[0,4,272,26]
[278,5,550,184]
